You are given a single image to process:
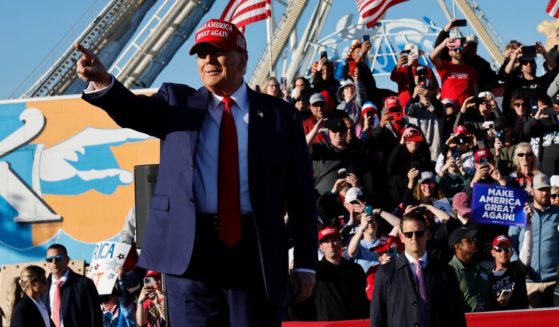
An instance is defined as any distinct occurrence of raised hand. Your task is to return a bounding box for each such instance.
[75,43,112,89]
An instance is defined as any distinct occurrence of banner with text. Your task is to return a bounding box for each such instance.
[86,242,132,295]
[471,184,528,226]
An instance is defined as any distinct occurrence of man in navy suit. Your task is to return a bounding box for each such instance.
[371,210,466,327]
[76,18,317,326]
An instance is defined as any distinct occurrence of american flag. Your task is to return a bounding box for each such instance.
[220,0,272,30]
[547,0,559,19]
[356,0,409,28]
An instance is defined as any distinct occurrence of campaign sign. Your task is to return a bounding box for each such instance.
[86,241,132,295]
[471,184,528,226]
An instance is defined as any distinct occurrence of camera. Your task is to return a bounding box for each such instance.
[478,157,489,166]
[455,134,468,145]
[337,168,348,178]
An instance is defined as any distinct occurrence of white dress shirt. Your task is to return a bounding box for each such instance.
[404,251,428,282]
[194,82,252,214]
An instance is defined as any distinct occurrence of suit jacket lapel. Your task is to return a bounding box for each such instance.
[246,87,265,206]
[396,255,420,299]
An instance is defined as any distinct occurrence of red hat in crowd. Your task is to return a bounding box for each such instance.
[318,227,341,242]
[454,125,470,136]
[403,127,424,143]
[189,18,247,55]
[492,235,513,248]
[361,101,378,117]
[371,235,398,253]
[146,270,161,279]
[474,148,493,164]
[452,192,471,217]
[384,96,401,111]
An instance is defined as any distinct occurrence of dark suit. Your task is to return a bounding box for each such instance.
[84,81,317,321]
[10,295,54,327]
[371,254,466,327]
[40,269,102,327]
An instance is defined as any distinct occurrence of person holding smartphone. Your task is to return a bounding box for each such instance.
[136,271,165,327]
[343,38,382,109]
[488,235,529,310]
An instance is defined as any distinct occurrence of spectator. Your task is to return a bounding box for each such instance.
[343,39,381,108]
[462,34,499,92]
[509,142,540,190]
[304,93,331,145]
[305,227,370,321]
[316,174,361,228]
[41,243,103,327]
[336,77,365,126]
[488,235,529,311]
[454,92,505,139]
[509,173,559,308]
[136,271,165,327]
[100,266,136,327]
[403,171,446,208]
[436,125,476,176]
[442,99,460,140]
[438,148,469,198]
[310,118,370,196]
[311,56,340,103]
[390,44,438,107]
[552,186,559,206]
[406,77,445,161]
[448,226,493,312]
[430,37,479,106]
[387,126,432,208]
[523,105,559,176]
[263,76,282,98]
[358,101,379,141]
[504,92,531,144]
[8,265,52,327]
[503,42,557,115]
[371,211,466,327]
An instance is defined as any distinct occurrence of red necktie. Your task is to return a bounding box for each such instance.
[218,96,241,247]
[52,280,62,327]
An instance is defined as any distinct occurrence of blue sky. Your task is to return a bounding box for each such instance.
[0,0,554,99]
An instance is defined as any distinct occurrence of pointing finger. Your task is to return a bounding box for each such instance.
[74,43,94,60]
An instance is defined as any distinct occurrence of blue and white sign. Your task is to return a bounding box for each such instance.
[471,184,528,226]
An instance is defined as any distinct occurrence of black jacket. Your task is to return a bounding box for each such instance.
[371,254,466,327]
[40,269,102,327]
[10,295,54,327]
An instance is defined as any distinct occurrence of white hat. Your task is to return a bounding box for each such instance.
[466,34,478,44]
[344,187,363,204]
[550,175,559,187]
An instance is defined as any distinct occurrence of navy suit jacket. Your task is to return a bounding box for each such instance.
[83,80,318,305]
[10,295,54,327]
[40,269,103,327]
[371,254,466,327]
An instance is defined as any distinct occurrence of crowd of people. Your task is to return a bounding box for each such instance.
[5,18,559,326]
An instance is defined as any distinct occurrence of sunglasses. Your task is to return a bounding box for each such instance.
[450,46,464,52]
[520,60,535,66]
[403,230,426,239]
[45,255,64,263]
[330,128,348,134]
[551,194,559,199]
[512,102,525,107]
[493,246,512,253]
[516,153,534,158]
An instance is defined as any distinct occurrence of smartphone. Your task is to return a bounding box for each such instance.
[522,45,537,60]
[453,19,467,27]
[388,111,402,121]
[364,205,374,216]
[320,51,328,60]
[144,276,155,287]
[280,77,287,88]
[400,50,411,55]
[410,46,419,57]
[363,34,370,42]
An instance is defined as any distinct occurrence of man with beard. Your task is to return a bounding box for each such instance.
[430,37,478,106]
[448,226,493,312]
[509,173,559,308]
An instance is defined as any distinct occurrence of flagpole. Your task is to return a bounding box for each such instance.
[266,10,273,76]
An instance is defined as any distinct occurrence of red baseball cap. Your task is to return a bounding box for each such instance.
[384,96,401,111]
[492,235,512,248]
[454,125,470,136]
[318,227,341,242]
[403,127,424,143]
[474,148,493,163]
[189,19,247,55]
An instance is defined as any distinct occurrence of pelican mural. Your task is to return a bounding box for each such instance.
[0,95,159,264]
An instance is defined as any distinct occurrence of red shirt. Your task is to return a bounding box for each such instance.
[437,60,478,106]
[303,116,328,144]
